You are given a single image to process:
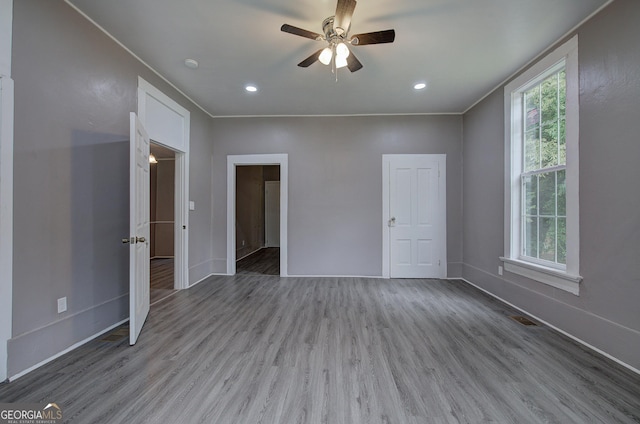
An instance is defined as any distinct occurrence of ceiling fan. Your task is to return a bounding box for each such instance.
[280,0,395,73]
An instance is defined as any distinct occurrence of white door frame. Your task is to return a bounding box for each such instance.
[137,77,190,289]
[0,0,14,382]
[227,154,288,276]
[382,154,447,279]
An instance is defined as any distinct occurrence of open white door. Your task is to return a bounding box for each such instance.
[385,154,446,278]
[128,112,151,345]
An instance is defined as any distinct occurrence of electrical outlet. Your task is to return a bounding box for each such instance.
[498,266,504,276]
[57,297,67,313]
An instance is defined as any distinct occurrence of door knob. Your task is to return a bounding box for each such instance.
[122,237,134,244]
[136,237,146,243]
[388,217,396,227]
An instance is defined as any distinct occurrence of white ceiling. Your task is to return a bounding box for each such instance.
[66,0,608,117]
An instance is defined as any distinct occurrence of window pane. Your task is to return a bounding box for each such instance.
[557,170,566,216]
[558,70,566,167]
[524,86,540,130]
[523,175,538,215]
[538,171,557,216]
[541,122,559,168]
[558,118,566,165]
[541,75,558,127]
[539,217,557,261]
[557,217,566,264]
[558,70,566,117]
[524,129,540,171]
[524,217,538,258]
[540,73,560,169]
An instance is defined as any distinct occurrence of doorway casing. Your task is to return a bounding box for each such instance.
[227,154,288,276]
[382,154,447,279]
[137,77,190,289]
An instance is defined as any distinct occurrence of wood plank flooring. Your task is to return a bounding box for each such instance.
[150,258,175,304]
[237,247,280,275]
[1,276,639,423]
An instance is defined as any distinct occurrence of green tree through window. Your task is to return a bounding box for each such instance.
[521,70,566,265]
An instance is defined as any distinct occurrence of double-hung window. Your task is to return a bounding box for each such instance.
[502,36,582,295]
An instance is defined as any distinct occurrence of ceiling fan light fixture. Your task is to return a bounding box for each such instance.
[280,0,396,75]
[149,154,158,164]
[319,47,333,65]
[336,42,350,59]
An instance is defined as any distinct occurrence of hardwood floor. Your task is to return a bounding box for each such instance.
[150,258,175,304]
[237,247,279,275]
[1,276,639,423]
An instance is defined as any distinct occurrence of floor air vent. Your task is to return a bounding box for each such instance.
[510,315,538,326]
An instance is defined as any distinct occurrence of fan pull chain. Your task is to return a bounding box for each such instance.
[332,45,338,82]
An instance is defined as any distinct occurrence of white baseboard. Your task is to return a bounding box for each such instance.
[9,318,129,382]
[189,273,215,288]
[286,274,385,279]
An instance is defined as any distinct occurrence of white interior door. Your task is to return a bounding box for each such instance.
[265,181,280,247]
[129,112,151,345]
[386,155,446,278]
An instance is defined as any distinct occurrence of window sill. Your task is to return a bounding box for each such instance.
[499,257,582,296]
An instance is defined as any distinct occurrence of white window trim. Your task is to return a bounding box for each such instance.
[503,35,581,295]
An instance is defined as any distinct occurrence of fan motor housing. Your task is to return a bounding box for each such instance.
[322,16,339,41]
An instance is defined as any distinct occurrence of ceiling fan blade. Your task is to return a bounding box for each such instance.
[351,29,395,45]
[281,24,323,41]
[297,49,324,67]
[346,51,363,72]
[334,0,357,35]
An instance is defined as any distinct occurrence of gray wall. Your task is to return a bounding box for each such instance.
[210,115,463,277]
[9,0,214,376]
[462,0,640,370]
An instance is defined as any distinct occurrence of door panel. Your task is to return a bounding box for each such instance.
[394,168,412,225]
[417,168,433,225]
[129,112,150,345]
[417,240,433,266]
[388,155,446,278]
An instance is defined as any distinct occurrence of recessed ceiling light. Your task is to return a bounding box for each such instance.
[184,59,199,69]
[245,85,258,92]
[414,82,427,90]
